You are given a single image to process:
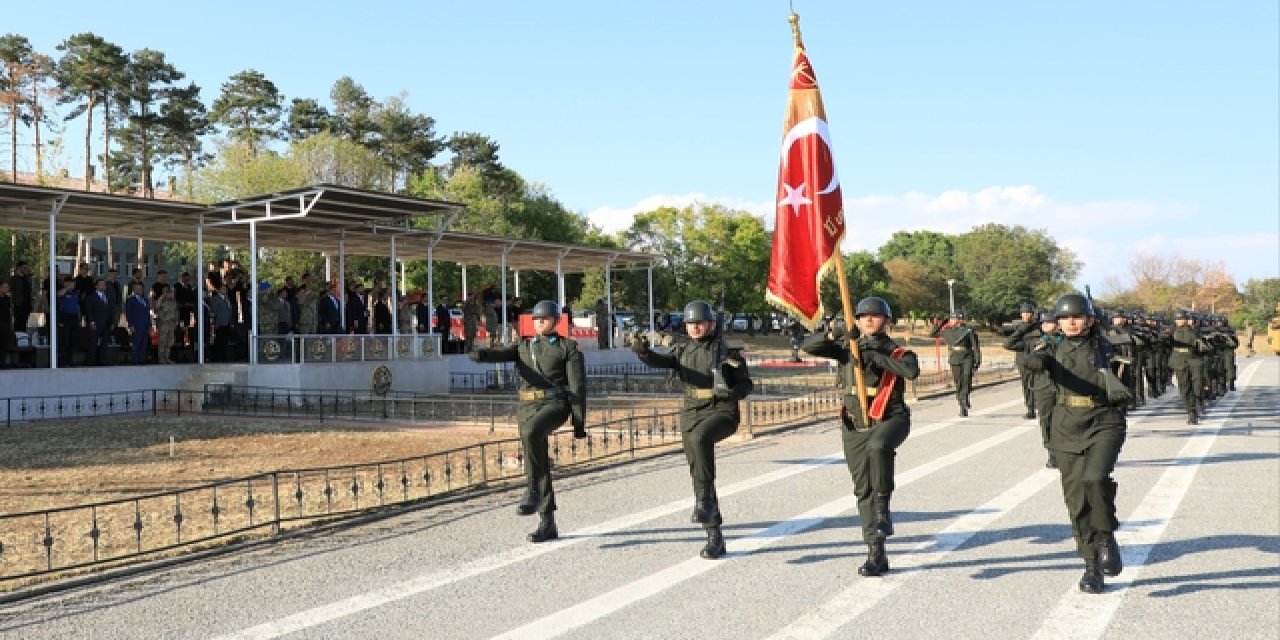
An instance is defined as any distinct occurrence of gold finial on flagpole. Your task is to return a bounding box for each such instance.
[788,9,805,49]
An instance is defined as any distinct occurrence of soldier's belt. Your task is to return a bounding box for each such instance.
[848,386,878,397]
[518,388,565,401]
[1056,395,1100,408]
[950,346,968,351]
[686,388,715,400]
[1173,347,1192,353]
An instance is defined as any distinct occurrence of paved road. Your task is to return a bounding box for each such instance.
[2,360,1276,640]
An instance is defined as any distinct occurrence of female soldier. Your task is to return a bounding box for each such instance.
[1025,293,1127,594]
[802,297,919,577]
[470,300,586,543]
[1005,309,1062,468]
[154,284,179,364]
[631,300,753,559]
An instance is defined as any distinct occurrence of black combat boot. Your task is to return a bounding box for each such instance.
[1024,409,1036,420]
[959,406,968,417]
[516,488,539,516]
[1045,451,1059,469]
[858,541,889,577]
[1096,532,1123,577]
[871,493,894,539]
[1186,410,1198,425]
[1078,560,1104,594]
[699,526,726,559]
[527,512,558,543]
[1229,380,1236,391]
[690,489,716,524]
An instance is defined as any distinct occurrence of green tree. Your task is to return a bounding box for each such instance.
[952,223,1077,322]
[373,94,442,190]
[0,34,36,181]
[113,48,184,197]
[159,82,211,198]
[210,69,284,157]
[878,230,956,273]
[55,32,127,190]
[290,131,388,189]
[286,97,332,141]
[330,76,376,147]
[884,257,948,328]
[1239,277,1280,330]
[819,251,893,320]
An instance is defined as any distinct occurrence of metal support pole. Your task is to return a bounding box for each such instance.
[460,263,468,299]
[249,220,259,364]
[197,221,205,364]
[338,236,346,332]
[48,197,65,369]
[604,254,616,348]
[389,236,399,336]
[324,252,332,284]
[513,270,521,298]
[646,264,654,333]
[500,245,513,344]
[427,244,435,334]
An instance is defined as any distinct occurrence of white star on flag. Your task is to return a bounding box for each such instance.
[778,182,811,216]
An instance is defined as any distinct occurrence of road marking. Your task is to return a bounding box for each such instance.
[488,405,1030,640]
[1031,361,1262,640]
[215,399,1022,640]
[767,467,1060,639]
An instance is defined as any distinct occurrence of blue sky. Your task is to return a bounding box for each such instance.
[6,1,1278,293]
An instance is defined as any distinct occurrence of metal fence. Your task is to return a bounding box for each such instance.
[0,363,1018,583]
[0,387,844,582]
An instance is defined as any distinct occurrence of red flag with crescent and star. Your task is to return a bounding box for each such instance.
[765,32,846,330]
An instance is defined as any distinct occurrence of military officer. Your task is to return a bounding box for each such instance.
[802,297,920,577]
[469,300,587,543]
[631,299,753,559]
[1025,293,1127,594]
[1104,311,1143,411]
[932,311,982,416]
[1006,309,1060,468]
[1168,310,1205,424]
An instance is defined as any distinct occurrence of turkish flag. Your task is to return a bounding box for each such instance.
[765,45,845,330]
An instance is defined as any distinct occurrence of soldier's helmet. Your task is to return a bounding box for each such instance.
[1019,302,1036,313]
[683,300,715,323]
[1038,309,1058,324]
[951,310,965,320]
[1052,293,1094,318]
[854,296,893,319]
[530,300,560,318]
[1174,309,1190,320]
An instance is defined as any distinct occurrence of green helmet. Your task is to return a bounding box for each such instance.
[1019,303,1036,313]
[1053,293,1094,318]
[683,300,715,323]
[854,296,892,319]
[531,300,560,318]
[1038,310,1058,324]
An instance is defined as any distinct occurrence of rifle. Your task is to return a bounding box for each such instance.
[1085,285,1132,406]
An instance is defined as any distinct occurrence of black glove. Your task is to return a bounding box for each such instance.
[467,349,482,362]
[630,336,649,355]
[860,349,887,368]
[572,422,587,439]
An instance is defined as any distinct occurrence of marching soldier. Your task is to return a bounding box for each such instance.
[931,311,982,416]
[631,299,753,559]
[1025,293,1128,594]
[1104,311,1143,411]
[469,300,587,543]
[802,297,920,577]
[1009,302,1040,419]
[1005,309,1060,468]
[1169,310,1205,424]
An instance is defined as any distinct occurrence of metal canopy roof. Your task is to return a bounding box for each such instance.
[0,183,656,273]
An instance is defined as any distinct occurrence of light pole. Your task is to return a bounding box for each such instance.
[946,279,956,315]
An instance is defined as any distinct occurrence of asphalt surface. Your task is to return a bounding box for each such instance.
[2,359,1276,640]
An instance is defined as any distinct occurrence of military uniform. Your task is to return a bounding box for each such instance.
[633,300,753,559]
[1008,304,1039,419]
[1104,314,1144,411]
[462,296,481,352]
[932,314,981,416]
[297,285,317,334]
[1004,312,1058,468]
[1168,313,1205,424]
[1025,293,1126,594]
[470,307,586,543]
[802,298,919,577]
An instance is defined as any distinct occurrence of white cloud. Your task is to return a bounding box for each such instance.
[584,186,1277,289]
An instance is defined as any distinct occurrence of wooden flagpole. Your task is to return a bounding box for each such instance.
[832,251,871,424]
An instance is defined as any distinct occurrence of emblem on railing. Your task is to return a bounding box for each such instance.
[422,338,434,355]
[372,365,393,396]
[339,338,358,361]
[397,338,411,358]
[309,339,328,361]
[370,338,386,358]
[263,339,282,362]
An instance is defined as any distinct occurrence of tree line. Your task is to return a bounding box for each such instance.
[3,31,1265,328]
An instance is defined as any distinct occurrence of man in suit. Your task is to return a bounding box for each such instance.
[103,268,123,331]
[346,282,369,334]
[124,282,152,364]
[317,283,343,334]
[8,261,34,333]
[85,278,115,365]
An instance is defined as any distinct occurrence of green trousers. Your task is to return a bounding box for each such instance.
[1054,428,1124,560]
[518,399,572,514]
[841,409,911,543]
[951,361,975,408]
[681,411,738,528]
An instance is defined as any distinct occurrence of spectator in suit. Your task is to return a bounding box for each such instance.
[317,283,343,334]
[276,287,293,334]
[373,289,392,334]
[346,282,369,334]
[8,261,34,333]
[85,278,114,366]
[208,285,233,362]
[435,301,451,338]
[124,282,151,365]
[103,268,123,330]
[174,271,196,329]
